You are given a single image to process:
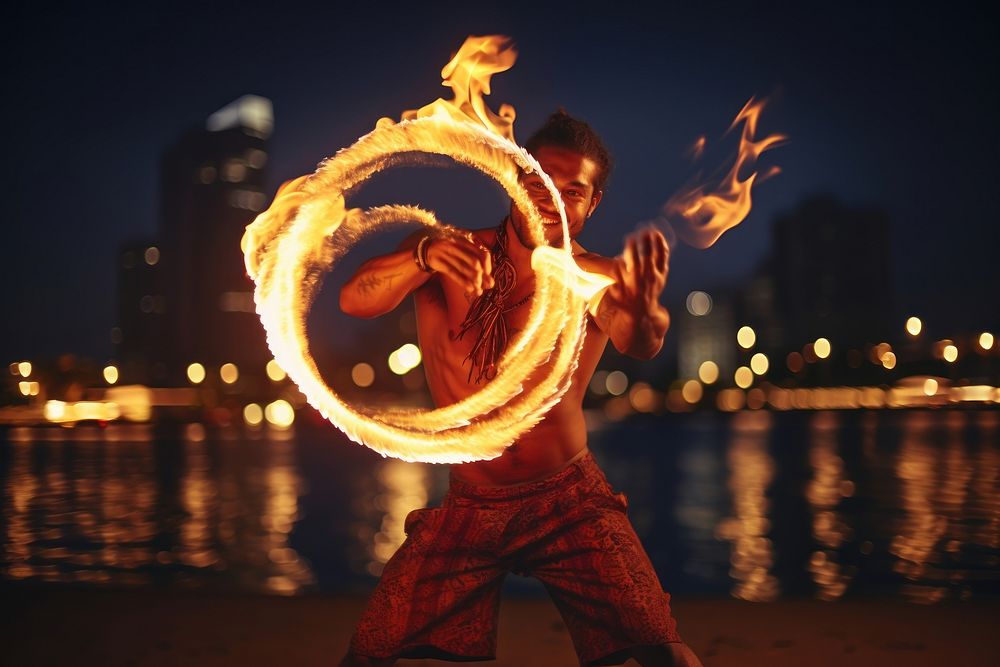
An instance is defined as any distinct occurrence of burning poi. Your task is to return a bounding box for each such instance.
[240,35,783,464]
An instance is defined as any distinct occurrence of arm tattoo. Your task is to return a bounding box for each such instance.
[356,272,401,295]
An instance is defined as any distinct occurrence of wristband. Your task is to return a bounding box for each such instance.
[414,234,434,273]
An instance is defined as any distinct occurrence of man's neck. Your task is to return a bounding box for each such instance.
[501,216,536,278]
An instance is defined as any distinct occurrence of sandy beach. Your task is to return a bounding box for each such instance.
[3,585,998,666]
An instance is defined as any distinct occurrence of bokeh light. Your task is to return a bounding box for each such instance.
[220,363,239,384]
[606,370,628,396]
[352,362,375,387]
[265,399,295,428]
[750,353,769,375]
[814,337,831,359]
[881,351,897,369]
[17,361,31,377]
[786,352,804,373]
[681,379,703,404]
[102,365,119,385]
[686,291,712,316]
[943,344,958,363]
[144,246,160,265]
[922,379,938,396]
[698,360,719,384]
[978,332,994,351]
[388,343,422,375]
[243,403,263,426]
[734,366,753,389]
[186,363,206,384]
[905,316,922,336]
[266,359,287,382]
[737,326,756,349]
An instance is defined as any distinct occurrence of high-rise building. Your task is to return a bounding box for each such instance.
[772,196,891,350]
[159,95,273,383]
[114,240,168,383]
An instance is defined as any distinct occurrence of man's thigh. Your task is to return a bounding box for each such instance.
[350,504,511,661]
[521,485,681,665]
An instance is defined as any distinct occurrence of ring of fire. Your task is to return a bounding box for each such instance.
[242,115,605,463]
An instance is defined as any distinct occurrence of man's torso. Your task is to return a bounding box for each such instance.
[413,226,615,486]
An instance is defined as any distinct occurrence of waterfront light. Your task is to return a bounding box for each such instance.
[144,246,160,265]
[737,326,756,349]
[923,379,938,396]
[388,343,422,375]
[698,361,720,384]
[905,316,922,336]
[265,399,295,428]
[266,359,287,382]
[606,370,628,396]
[352,362,375,387]
[220,363,239,384]
[881,351,897,369]
[243,403,264,426]
[686,291,712,316]
[786,352,804,373]
[943,344,958,363]
[750,353,769,375]
[187,362,206,384]
[103,365,119,385]
[814,338,831,359]
[734,366,753,389]
[681,380,703,404]
[17,361,31,377]
[979,332,995,351]
[18,381,31,396]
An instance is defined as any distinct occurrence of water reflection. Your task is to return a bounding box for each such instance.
[2,423,314,594]
[715,411,780,601]
[805,411,854,600]
[365,460,430,576]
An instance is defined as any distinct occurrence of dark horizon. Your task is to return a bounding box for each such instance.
[6,1,998,361]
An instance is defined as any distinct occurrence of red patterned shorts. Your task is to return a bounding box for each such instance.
[349,450,681,665]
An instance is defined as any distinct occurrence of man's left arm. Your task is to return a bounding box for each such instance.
[587,227,671,360]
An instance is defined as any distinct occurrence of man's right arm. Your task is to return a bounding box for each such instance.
[339,230,494,319]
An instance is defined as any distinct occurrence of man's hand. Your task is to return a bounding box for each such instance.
[425,235,495,298]
[594,227,671,359]
[606,226,669,316]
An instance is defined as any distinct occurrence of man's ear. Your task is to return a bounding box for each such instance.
[588,190,603,218]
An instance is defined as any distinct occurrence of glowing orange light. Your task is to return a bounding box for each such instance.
[698,360,719,384]
[220,363,239,384]
[735,366,753,389]
[814,338,831,359]
[906,316,922,336]
[978,332,993,351]
[103,365,119,385]
[750,353,769,375]
[266,359,287,382]
[681,380,703,404]
[352,363,375,387]
[943,344,958,363]
[737,326,756,349]
[187,363,206,384]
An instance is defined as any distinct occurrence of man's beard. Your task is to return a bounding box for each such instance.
[509,205,577,249]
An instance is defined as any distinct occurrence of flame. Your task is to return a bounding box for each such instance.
[241,35,601,463]
[664,97,786,249]
[399,35,517,142]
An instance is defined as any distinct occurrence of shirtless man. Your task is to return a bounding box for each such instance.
[339,111,702,667]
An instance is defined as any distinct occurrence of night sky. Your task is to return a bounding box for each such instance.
[6,1,998,361]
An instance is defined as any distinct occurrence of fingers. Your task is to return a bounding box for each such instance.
[425,237,494,295]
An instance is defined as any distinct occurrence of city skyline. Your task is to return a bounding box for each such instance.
[6,2,998,360]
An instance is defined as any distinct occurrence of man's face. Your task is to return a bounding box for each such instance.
[510,145,603,247]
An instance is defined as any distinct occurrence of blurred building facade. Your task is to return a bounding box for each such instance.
[114,240,168,383]
[771,196,891,350]
[159,95,273,383]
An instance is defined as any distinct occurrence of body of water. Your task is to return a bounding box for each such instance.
[2,409,997,603]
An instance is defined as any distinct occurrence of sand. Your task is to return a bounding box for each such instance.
[3,586,998,666]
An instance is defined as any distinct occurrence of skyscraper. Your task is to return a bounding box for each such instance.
[160,95,273,383]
